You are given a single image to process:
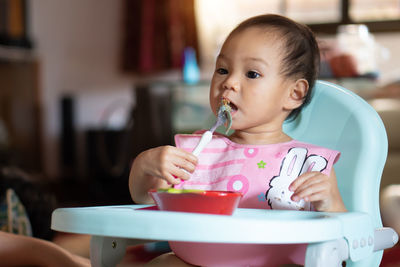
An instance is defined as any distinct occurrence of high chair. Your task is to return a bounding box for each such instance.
[51,80,398,267]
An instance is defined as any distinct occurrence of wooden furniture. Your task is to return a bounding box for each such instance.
[0,58,43,172]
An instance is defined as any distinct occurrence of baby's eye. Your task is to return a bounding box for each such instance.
[216,68,228,75]
[246,71,260,79]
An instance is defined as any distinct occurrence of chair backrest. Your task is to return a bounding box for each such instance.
[210,80,387,265]
[284,80,388,266]
[284,80,387,221]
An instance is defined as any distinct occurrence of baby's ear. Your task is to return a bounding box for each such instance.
[284,79,309,110]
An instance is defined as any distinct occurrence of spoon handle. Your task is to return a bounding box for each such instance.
[192,131,213,156]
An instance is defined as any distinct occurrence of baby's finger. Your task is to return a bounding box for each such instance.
[291,181,327,202]
[292,174,327,194]
[304,191,326,203]
[175,157,197,174]
[177,167,192,181]
[158,163,182,183]
[289,172,320,192]
[174,148,198,165]
[164,172,182,185]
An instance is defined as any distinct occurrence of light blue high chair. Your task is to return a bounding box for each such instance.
[51,80,398,267]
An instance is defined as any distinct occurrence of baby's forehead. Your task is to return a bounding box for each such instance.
[227,26,286,48]
[218,27,288,71]
[223,27,286,55]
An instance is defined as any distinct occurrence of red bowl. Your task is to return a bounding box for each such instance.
[149,188,242,215]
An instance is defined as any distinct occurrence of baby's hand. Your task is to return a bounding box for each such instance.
[289,169,346,212]
[138,145,198,185]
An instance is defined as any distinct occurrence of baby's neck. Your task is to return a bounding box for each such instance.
[229,130,292,145]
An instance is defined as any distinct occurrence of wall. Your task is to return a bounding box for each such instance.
[30,0,134,179]
[373,32,400,84]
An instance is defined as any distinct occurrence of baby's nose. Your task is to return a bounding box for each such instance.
[222,78,240,91]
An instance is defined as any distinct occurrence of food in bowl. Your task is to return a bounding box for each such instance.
[149,188,242,215]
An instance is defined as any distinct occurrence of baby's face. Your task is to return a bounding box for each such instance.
[210,27,294,134]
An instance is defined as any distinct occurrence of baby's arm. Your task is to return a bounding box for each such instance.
[289,168,347,212]
[0,231,90,267]
[129,146,198,204]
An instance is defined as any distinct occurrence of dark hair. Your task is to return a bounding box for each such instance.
[228,14,320,120]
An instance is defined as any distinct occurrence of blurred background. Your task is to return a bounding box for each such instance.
[1,0,400,253]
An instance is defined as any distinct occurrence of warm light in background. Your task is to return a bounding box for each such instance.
[194,0,400,75]
[194,0,341,72]
[286,0,341,23]
[350,0,400,21]
[194,0,282,73]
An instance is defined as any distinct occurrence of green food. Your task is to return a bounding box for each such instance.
[157,188,205,194]
[220,99,233,134]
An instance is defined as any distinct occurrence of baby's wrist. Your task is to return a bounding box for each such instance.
[326,200,347,212]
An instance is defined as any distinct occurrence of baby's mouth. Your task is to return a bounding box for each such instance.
[221,98,238,114]
[219,98,237,133]
[230,102,238,113]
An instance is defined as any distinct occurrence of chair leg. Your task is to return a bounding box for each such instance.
[90,236,151,267]
[305,239,349,267]
[90,236,129,267]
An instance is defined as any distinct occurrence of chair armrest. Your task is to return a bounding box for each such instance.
[335,212,374,261]
[374,227,399,251]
